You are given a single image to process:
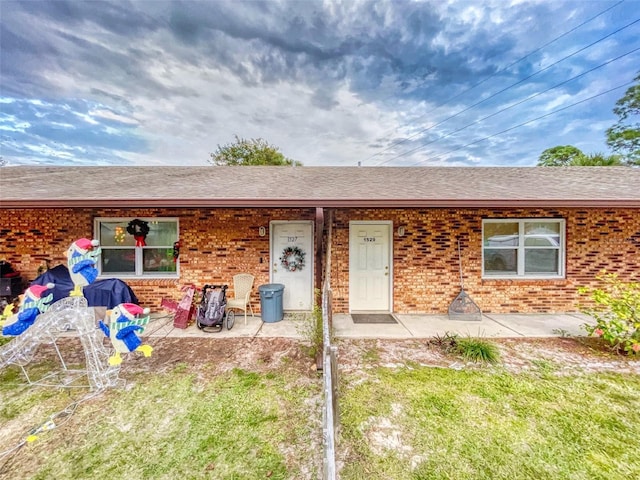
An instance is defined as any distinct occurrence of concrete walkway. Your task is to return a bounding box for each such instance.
[333,312,593,339]
[145,311,595,339]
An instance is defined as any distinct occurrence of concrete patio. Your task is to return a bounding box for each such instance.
[144,311,595,340]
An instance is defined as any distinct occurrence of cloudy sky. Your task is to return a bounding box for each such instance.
[1,0,638,167]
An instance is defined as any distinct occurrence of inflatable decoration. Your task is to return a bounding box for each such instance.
[65,238,101,297]
[99,303,153,366]
[2,283,55,336]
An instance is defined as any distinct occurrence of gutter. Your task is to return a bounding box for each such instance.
[1,199,640,208]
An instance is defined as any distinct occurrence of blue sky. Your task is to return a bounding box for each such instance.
[1,0,638,167]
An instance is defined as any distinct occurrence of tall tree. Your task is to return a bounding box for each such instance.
[538,72,639,167]
[209,135,302,166]
[606,72,640,166]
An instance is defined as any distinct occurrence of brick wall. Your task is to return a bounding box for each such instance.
[1,206,638,314]
[329,207,640,314]
[0,207,316,310]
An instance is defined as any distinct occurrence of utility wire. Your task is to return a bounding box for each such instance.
[361,0,626,164]
[376,46,640,164]
[374,16,640,165]
[404,81,633,166]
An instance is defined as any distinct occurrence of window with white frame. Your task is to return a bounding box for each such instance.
[95,218,179,277]
[482,219,565,278]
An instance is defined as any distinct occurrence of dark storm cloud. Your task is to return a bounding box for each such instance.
[21,0,160,36]
[1,0,570,106]
[162,0,516,100]
[0,0,163,98]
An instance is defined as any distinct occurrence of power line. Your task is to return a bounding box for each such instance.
[361,0,626,164]
[374,16,640,165]
[375,47,640,164]
[405,81,634,166]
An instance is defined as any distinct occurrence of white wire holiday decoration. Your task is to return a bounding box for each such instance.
[0,296,124,391]
[0,234,161,394]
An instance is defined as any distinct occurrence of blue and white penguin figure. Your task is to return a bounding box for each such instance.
[99,303,153,366]
[2,282,55,336]
[65,238,101,297]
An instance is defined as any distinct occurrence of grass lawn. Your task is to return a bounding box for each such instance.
[0,359,321,479]
[339,364,640,479]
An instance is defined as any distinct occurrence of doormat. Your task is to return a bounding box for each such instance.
[351,314,397,324]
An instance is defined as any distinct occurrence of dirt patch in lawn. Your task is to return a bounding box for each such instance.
[123,336,317,376]
[26,335,319,381]
[336,336,640,376]
[26,334,640,387]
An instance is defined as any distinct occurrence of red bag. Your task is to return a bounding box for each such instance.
[173,285,196,329]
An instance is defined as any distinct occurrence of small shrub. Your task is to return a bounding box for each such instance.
[579,273,640,355]
[429,331,459,353]
[552,328,571,338]
[296,291,324,359]
[455,336,501,365]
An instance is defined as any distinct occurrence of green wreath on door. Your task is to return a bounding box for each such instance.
[280,246,305,272]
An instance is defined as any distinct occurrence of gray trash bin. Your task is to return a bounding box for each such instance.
[259,283,285,323]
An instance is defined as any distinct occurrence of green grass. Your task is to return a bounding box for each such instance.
[0,364,321,479]
[339,365,640,479]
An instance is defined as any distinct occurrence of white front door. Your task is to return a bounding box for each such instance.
[349,221,392,312]
[271,221,314,311]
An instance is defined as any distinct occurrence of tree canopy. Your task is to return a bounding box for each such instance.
[209,136,302,166]
[571,153,623,166]
[538,71,639,167]
[537,146,622,167]
[606,72,640,166]
[537,145,585,166]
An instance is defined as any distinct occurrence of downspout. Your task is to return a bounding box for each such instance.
[315,207,324,295]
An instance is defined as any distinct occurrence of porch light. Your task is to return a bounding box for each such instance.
[397,226,405,237]
[259,226,266,237]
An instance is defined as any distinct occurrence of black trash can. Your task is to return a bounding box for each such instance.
[259,283,285,323]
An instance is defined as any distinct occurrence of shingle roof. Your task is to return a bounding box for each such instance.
[1,166,639,208]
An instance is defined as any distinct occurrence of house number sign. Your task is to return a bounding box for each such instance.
[364,237,376,242]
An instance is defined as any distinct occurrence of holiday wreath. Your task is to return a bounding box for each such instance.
[126,219,150,247]
[280,246,305,272]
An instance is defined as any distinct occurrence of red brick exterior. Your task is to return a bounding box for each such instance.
[1,207,638,314]
[0,207,316,311]
[330,208,639,313]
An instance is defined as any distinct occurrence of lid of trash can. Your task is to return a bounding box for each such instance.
[258,283,285,292]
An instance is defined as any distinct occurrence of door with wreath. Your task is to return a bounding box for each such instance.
[270,221,313,311]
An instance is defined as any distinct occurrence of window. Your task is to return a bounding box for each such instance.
[95,218,179,277]
[482,219,564,278]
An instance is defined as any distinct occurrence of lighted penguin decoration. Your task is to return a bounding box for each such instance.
[2,283,55,336]
[65,238,101,297]
[99,303,153,366]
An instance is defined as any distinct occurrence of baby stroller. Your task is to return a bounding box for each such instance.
[196,284,235,332]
